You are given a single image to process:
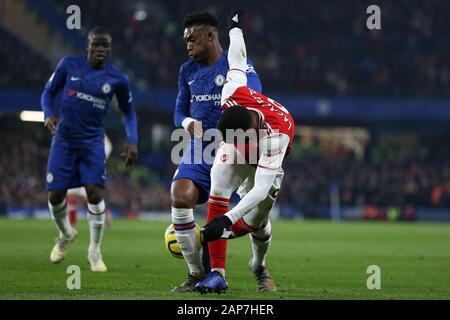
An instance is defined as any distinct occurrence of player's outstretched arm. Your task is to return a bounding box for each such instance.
[225,134,290,224]
[202,135,290,242]
[221,11,249,105]
[201,165,279,243]
[227,11,247,72]
[226,167,278,224]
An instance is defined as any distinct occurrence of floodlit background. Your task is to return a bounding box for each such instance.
[1,0,449,222]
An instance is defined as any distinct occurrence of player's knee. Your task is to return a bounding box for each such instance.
[171,193,195,208]
[48,190,66,205]
[210,166,234,198]
[230,218,257,238]
[170,179,201,208]
[244,207,271,231]
[85,187,103,204]
[209,184,233,199]
[251,231,271,242]
[245,218,263,231]
[87,194,103,204]
[170,186,196,209]
[251,219,272,240]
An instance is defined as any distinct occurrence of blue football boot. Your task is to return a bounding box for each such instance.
[195,271,228,294]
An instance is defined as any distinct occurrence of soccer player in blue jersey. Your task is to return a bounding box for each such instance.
[171,11,262,292]
[41,27,138,272]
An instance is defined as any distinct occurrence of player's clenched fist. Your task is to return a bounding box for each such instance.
[44,116,59,135]
[121,143,138,167]
[201,215,233,242]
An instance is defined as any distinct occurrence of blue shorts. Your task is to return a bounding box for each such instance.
[172,161,212,205]
[46,138,106,190]
[172,140,216,204]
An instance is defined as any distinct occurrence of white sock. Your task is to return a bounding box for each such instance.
[250,220,272,270]
[212,268,226,277]
[171,207,204,275]
[87,200,106,253]
[49,199,72,238]
[228,28,247,71]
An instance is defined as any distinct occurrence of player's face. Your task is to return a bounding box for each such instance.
[183,26,210,63]
[87,34,112,66]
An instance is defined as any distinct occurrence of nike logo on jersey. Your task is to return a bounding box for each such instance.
[71,77,81,81]
[188,79,196,85]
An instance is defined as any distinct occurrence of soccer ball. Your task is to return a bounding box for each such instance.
[164,223,203,259]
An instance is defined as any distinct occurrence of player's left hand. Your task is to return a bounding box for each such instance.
[201,216,233,242]
[121,143,138,167]
[228,10,244,30]
[44,116,59,135]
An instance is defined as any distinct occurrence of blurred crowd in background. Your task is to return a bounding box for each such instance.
[3,0,450,97]
[0,29,52,90]
[281,154,450,211]
[0,120,172,214]
[1,119,449,217]
[1,0,450,218]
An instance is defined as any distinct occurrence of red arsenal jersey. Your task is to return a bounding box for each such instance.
[222,86,295,154]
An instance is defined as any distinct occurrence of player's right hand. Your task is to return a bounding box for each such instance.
[186,120,203,139]
[44,116,59,135]
[121,143,138,168]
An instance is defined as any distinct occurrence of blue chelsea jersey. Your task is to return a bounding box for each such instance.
[41,56,137,146]
[174,51,262,132]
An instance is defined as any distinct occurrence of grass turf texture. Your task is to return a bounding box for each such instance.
[0,218,449,300]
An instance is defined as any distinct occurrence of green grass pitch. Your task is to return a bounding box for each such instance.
[0,218,449,300]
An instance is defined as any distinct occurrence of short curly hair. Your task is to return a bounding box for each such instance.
[218,105,253,142]
[88,26,111,39]
[184,11,218,28]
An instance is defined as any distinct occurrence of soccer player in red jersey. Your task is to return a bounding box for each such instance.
[196,11,295,294]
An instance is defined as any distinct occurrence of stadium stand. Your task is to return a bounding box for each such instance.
[0,27,52,89]
[25,0,450,97]
[0,0,449,220]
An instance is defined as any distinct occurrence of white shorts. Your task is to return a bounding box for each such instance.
[210,142,284,228]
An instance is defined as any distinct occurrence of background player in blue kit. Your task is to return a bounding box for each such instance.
[41,27,138,272]
[171,12,261,291]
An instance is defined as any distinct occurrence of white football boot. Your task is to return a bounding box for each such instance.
[88,249,107,272]
[50,228,78,263]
